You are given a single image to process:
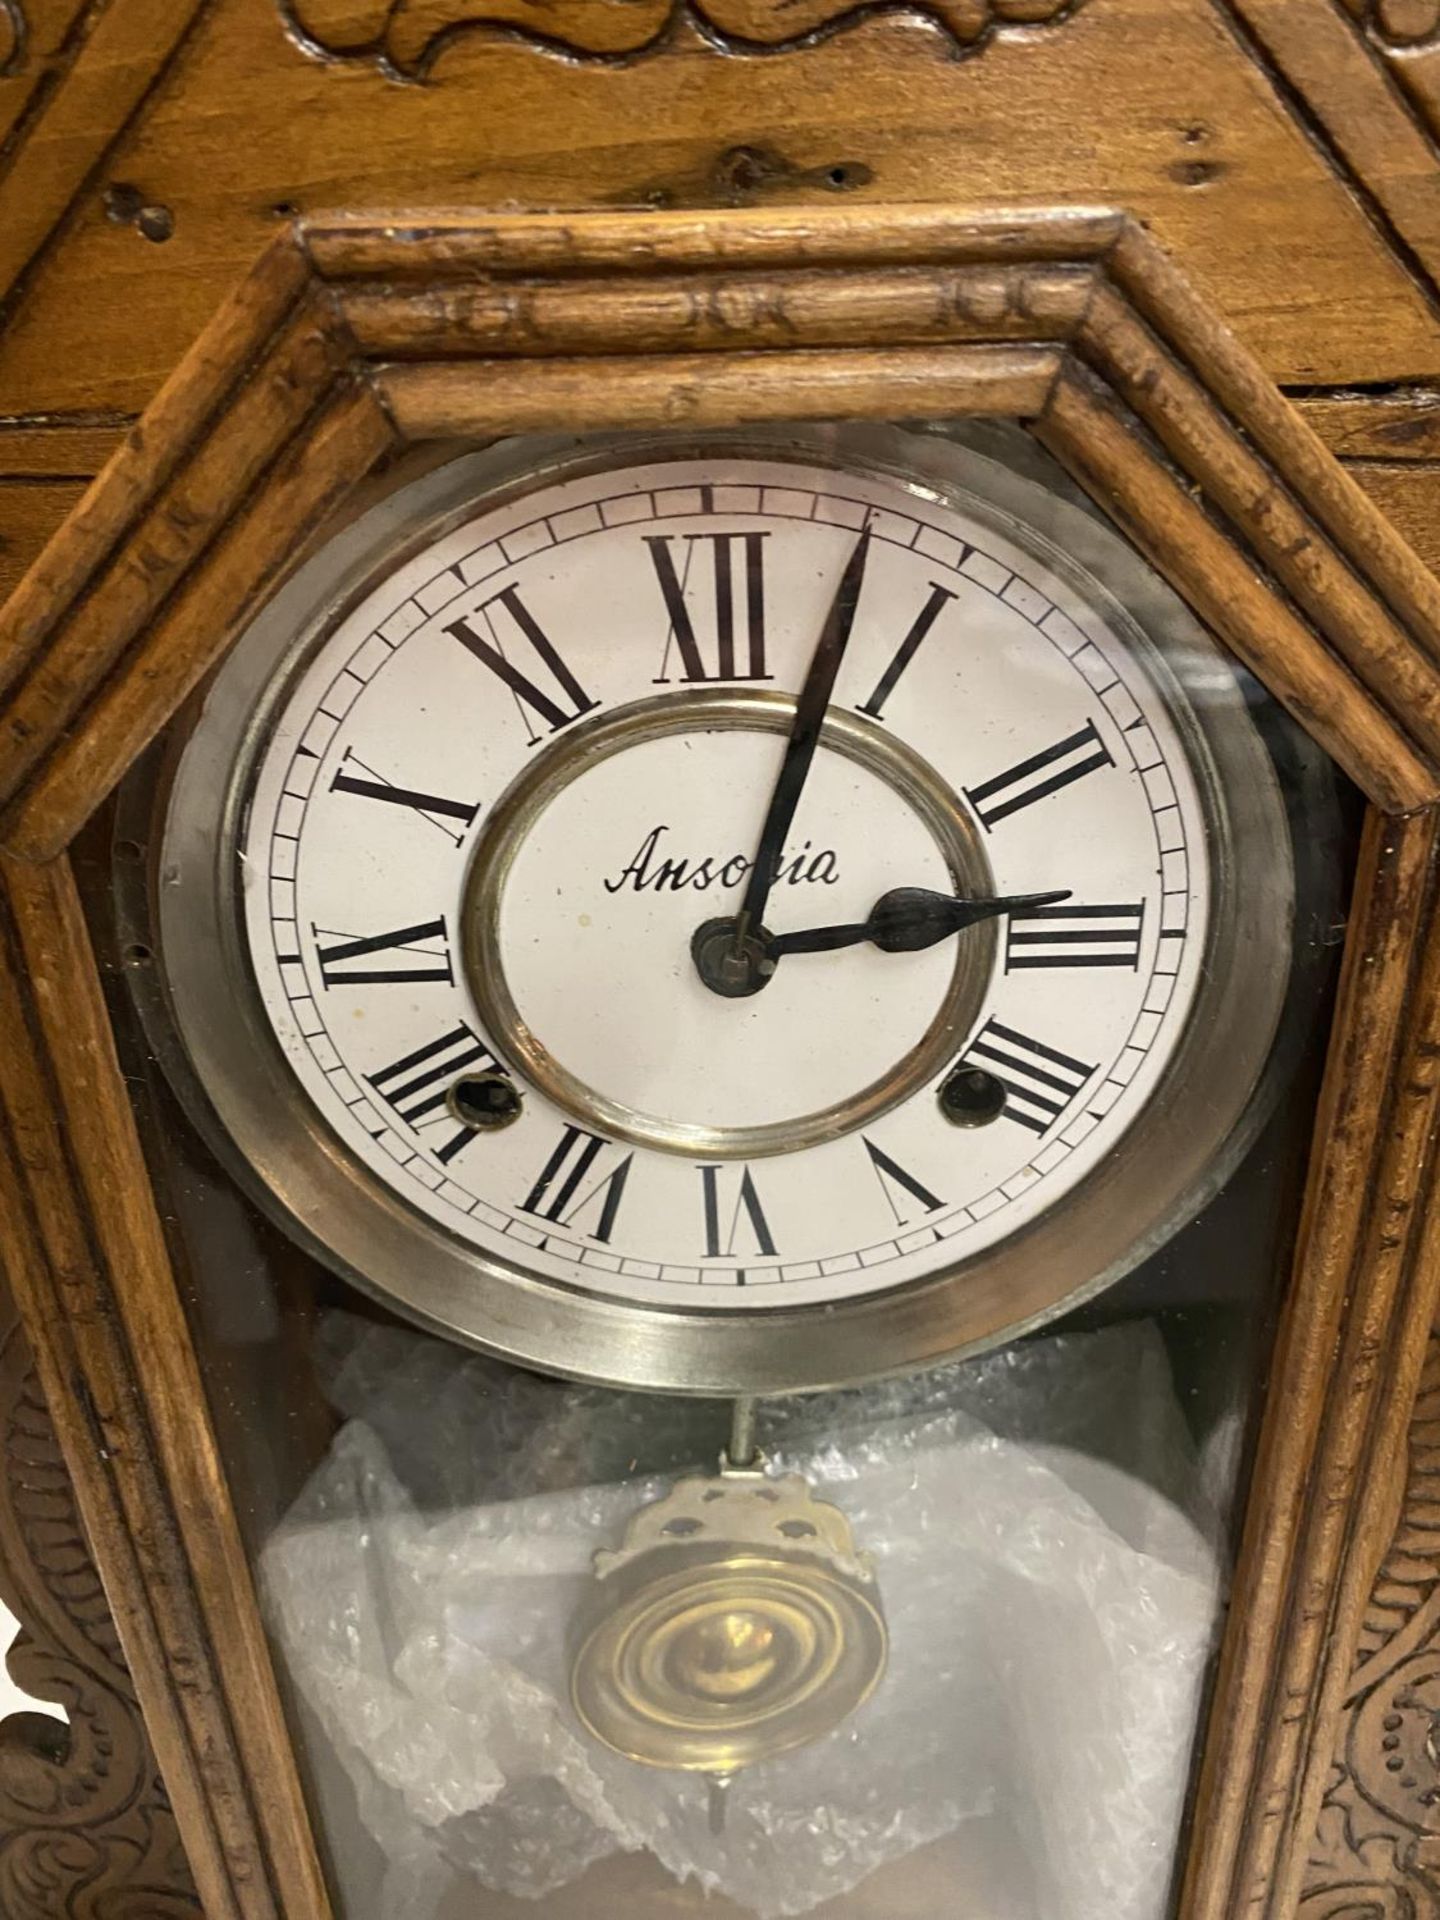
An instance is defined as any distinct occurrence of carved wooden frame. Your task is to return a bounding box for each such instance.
[0,1283,200,1917]
[0,201,1438,1918]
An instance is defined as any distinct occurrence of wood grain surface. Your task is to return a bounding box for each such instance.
[3,202,1439,866]
[1184,809,1440,1918]
[0,855,332,1919]
[4,0,1440,419]
[2,2,1440,1913]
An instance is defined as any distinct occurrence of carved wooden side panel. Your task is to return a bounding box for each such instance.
[0,1294,199,1918]
[1304,1328,1440,1915]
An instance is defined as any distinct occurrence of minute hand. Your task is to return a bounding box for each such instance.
[771,886,1073,957]
[731,527,872,948]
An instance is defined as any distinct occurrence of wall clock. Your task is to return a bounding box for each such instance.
[2,198,1440,1920]
[145,425,1297,1391]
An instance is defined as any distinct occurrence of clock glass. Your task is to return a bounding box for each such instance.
[100,420,1350,1920]
[150,424,1293,1391]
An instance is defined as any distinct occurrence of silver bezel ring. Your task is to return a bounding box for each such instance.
[144,423,1296,1395]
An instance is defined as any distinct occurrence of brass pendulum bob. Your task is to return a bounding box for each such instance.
[570,1400,888,1831]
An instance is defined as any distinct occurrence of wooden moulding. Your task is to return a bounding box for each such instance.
[0,203,1439,1920]
[1181,808,1440,1919]
[0,233,311,710]
[0,856,332,1920]
[1035,364,1437,815]
[1,202,1439,862]
[1076,285,1440,760]
[376,345,1064,440]
[301,203,1132,280]
[1107,223,1440,670]
[340,264,1096,359]
[0,297,353,814]
[8,384,396,864]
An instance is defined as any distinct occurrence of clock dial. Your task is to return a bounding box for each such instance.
[238,451,1205,1309]
[154,429,1293,1386]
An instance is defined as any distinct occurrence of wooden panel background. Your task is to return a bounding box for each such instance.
[0,0,1437,417]
[4,2,1440,575]
[2,1,1440,1916]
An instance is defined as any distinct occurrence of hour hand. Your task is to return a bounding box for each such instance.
[771,887,1073,957]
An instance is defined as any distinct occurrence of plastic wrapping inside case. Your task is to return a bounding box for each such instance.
[264,1314,1226,1920]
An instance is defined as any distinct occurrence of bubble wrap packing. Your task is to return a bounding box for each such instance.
[262,1315,1228,1919]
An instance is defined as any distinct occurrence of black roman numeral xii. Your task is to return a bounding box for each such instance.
[647,531,770,683]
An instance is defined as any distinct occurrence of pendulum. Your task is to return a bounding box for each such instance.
[569,1399,888,1827]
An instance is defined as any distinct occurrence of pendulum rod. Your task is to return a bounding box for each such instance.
[708,1772,734,1836]
[727,1396,759,1470]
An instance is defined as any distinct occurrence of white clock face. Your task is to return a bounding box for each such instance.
[236,450,1213,1313]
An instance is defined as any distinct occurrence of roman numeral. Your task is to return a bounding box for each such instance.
[519,1125,633,1243]
[699,1164,777,1259]
[445,585,598,745]
[856,582,957,719]
[965,720,1115,830]
[963,1019,1097,1136]
[314,917,453,988]
[646,531,770,683]
[330,754,479,835]
[365,1021,502,1164]
[863,1136,943,1226]
[1005,901,1145,971]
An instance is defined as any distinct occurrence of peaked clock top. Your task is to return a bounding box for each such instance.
[0,202,1438,868]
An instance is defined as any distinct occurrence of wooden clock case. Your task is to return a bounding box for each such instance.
[4,7,1440,1919]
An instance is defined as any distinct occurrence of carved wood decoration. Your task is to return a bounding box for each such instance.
[1304,1319,1440,1916]
[0,1290,199,1919]
[3,0,1440,703]
[9,0,1440,425]
[8,0,1440,624]
[1196,806,1440,1920]
[282,0,1077,67]
[0,198,1436,1919]
[1337,0,1440,145]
